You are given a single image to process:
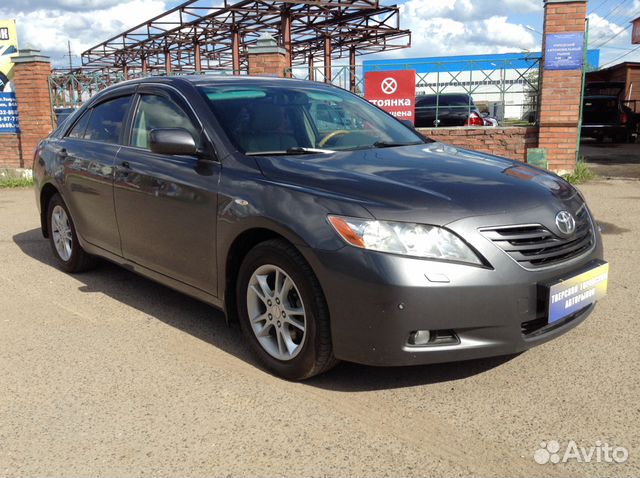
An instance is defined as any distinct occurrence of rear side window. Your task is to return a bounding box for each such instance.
[84,95,132,144]
[67,110,92,139]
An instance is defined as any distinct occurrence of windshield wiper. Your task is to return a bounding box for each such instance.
[372,141,424,148]
[246,147,335,156]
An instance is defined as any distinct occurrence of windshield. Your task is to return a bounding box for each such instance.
[198,83,425,155]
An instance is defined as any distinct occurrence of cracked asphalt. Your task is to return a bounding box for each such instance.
[0,181,638,477]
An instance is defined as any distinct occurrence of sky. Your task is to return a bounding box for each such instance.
[1,0,639,70]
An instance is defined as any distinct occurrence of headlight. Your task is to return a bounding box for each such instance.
[328,215,483,265]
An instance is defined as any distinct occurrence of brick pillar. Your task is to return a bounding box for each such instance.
[537,0,587,174]
[247,34,287,77]
[12,48,53,167]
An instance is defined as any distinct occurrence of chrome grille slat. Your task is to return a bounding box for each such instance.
[481,212,595,269]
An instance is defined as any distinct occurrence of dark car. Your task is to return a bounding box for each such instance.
[582,82,638,143]
[34,76,607,380]
[415,93,485,127]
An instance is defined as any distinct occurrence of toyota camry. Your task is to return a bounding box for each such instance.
[33,76,608,380]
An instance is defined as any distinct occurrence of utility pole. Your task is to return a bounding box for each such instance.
[63,40,75,72]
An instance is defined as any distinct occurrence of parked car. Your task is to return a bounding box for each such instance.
[415,93,485,127]
[582,82,638,143]
[34,76,607,380]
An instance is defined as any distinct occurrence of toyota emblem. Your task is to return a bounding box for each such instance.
[555,210,576,236]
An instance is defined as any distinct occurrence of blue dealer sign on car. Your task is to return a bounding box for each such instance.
[545,33,584,71]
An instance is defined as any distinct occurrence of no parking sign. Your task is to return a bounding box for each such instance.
[364,70,416,123]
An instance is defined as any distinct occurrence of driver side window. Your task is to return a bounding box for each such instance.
[131,94,200,150]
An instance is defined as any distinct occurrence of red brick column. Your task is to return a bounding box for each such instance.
[538,0,587,174]
[247,34,287,78]
[12,48,53,167]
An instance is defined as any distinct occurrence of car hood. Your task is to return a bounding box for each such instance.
[255,143,582,225]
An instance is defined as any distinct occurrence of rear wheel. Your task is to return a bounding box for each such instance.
[47,194,96,273]
[236,239,337,380]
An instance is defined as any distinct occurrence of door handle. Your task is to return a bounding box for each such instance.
[120,161,131,169]
[57,148,68,160]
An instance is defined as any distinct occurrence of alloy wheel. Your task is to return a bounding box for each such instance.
[51,205,73,261]
[246,264,307,361]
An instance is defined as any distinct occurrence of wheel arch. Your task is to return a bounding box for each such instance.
[222,224,327,326]
[39,182,60,238]
[223,228,293,323]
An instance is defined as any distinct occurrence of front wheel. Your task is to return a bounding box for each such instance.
[47,193,96,273]
[236,239,337,380]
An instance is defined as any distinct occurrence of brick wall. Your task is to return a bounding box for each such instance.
[12,61,53,161]
[538,0,587,173]
[248,52,287,77]
[0,134,22,167]
[416,127,539,162]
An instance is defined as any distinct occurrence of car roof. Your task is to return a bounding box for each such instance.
[114,75,326,89]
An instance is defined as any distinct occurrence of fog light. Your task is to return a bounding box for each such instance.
[408,330,431,345]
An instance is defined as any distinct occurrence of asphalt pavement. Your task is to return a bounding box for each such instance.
[0,181,638,477]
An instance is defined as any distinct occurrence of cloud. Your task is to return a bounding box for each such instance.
[587,12,640,66]
[389,0,538,59]
[1,0,167,66]
[3,0,124,13]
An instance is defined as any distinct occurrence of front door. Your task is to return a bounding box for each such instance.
[113,87,220,294]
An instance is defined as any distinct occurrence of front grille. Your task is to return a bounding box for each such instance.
[481,207,594,269]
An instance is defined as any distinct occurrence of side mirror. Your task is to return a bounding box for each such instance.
[400,119,416,130]
[149,128,198,156]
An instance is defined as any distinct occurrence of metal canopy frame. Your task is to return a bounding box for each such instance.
[80,0,411,77]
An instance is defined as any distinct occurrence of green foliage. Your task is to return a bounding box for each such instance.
[562,160,596,184]
[0,177,34,188]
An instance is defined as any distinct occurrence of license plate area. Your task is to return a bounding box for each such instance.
[542,261,609,325]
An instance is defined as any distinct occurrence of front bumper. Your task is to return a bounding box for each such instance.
[302,217,604,367]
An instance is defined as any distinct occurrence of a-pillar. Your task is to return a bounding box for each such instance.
[538,0,587,174]
[12,47,53,166]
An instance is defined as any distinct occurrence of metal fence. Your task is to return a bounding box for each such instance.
[285,65,365,94]
[47,69,236,127]
[49,56,542,128]
[288,56,541,126]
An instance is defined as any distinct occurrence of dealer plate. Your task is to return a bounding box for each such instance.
[547,262,609,324]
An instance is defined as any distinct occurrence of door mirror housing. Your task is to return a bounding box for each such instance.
[149,128,198,156]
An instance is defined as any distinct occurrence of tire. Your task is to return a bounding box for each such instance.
[46,193,97,273]
[236,239,337,380]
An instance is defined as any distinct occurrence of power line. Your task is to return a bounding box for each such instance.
[592,23,632,48]
[600,45,640,50]
[599,43,640,68]
[591,0,630,28]
[589,0,635,45]
[590,4,640,49]
[589,0,614,14]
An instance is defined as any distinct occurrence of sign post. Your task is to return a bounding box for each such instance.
[364,70,416,123]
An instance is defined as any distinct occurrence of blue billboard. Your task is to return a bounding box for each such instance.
[0,91,19,133]
[544,33,585,71]
[363,50,600,74]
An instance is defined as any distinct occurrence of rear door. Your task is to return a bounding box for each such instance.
[113,84,220,294]
[56,89,135,254]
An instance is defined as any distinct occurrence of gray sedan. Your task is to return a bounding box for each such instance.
[33,76,608,380]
